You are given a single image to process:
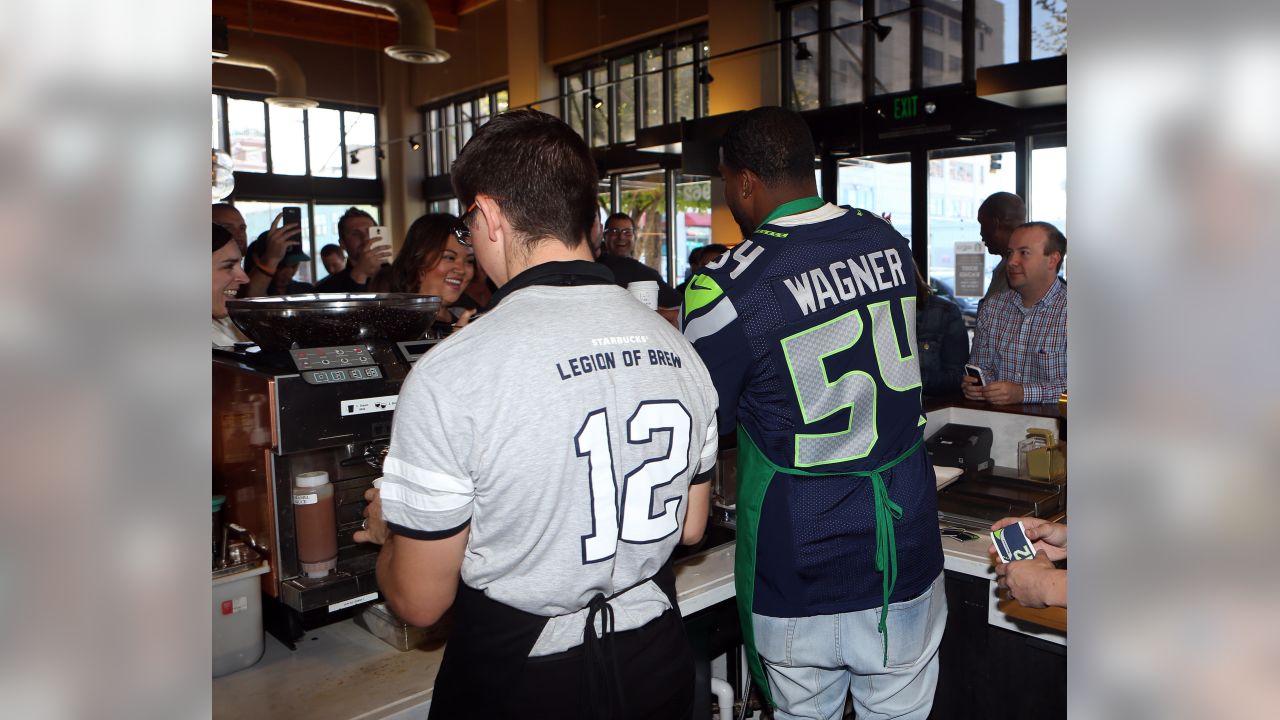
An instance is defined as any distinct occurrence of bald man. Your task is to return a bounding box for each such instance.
[976,192,1026,301]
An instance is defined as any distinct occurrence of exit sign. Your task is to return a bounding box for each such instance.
[893,95,919,120]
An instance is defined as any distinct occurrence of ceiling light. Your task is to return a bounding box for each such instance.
[376,148,386,160]
[869,19,893,42]
[410,137,422,151]
[349,151,359,165]
[590,94,604,110]
[698,67,714,84]
[212,16,229,60]
[793,38,813,62]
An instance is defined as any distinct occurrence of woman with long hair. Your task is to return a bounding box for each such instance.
[213,223,250,346]
[368,213,476,335]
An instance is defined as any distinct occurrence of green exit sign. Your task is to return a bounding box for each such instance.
[893,95,918,120]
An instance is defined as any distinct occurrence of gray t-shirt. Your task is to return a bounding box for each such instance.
[381,281,719,654]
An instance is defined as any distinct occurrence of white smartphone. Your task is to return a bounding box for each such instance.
[964,363,987,386]
[367,226,392,263]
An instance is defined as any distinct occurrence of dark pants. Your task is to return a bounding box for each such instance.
[430,566,694,720]
[502,609,695,720]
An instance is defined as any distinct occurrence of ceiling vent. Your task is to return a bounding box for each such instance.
[343,0,451,64]
[215,36,319,109]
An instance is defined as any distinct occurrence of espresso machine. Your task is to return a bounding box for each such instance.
[213,294,442,646]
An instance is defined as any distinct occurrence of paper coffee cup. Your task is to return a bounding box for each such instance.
[627,280,659,310]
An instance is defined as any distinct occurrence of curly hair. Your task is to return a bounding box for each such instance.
[720,106,815,187]
[368,214,461,293]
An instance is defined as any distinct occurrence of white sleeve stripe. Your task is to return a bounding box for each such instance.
[698,417,718,471]
[683,297,738,345]
[381,478,472,514]
[383,456,472,495]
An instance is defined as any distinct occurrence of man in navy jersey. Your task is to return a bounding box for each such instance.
[683,107,946,720]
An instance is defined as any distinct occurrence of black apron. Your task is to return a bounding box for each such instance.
[428,560,679,720]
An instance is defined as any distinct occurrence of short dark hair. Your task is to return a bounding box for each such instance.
[451,110,598,249]
[605,212,633,227]
[320,244,343,257]
[368,214,461,294]
[720,106,816,186]
[212,202,237,215]
[337,207,375,238]
[213,223,234,253]
[1016,221,1067,271]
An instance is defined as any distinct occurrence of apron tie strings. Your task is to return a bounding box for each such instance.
[583,592,625,720]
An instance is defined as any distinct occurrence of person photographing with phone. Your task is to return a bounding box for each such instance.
[315,207,392,293]
[234,207,304,298]
[962,221,1067,405]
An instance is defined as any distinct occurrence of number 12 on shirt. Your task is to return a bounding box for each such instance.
[574,400,693,564]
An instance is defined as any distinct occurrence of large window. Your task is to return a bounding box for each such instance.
[618,170,670,276]
[837,154,912,239]
[213,91,383,283]
[673,173,713,285]
[977,0,1020,70]
[214,92,379,179]
[1031,0,1068,59]
[1030,139,1067,269]
[423,86,510,177]
[560,32,711,148]
[780,0,1061,108]
[927,145,1018,300]
[922,1,963,88]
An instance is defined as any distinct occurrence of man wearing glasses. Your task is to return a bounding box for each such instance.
[597,212,683,325]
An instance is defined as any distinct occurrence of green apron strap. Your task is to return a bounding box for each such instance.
[734,429,924,700]
[732,425,777,706]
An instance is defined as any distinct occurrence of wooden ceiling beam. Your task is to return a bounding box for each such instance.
[212,0,463,52]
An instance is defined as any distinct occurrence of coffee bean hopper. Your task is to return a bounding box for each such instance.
[212,293,444,647]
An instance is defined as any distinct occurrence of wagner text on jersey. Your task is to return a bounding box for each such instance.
[780,248,908,316]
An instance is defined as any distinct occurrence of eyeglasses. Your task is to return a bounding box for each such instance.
[453,201,478,246]
[603,228,634,239]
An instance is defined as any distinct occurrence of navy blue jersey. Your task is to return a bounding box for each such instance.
[683,203,942,617]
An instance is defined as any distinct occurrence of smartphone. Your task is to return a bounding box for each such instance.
[367,226,392,264]
[964,363,987,386]
[282,206,302,245]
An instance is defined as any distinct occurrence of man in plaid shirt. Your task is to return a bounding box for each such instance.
[963,222,1067,404]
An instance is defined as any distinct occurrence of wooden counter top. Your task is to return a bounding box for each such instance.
[997,597,1067,633]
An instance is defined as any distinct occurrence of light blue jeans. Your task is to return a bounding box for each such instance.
[752,572,947,720]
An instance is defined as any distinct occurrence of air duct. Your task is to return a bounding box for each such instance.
[343,0,450,64]
[215,36,319,109]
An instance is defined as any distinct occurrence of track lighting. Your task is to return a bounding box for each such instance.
[349,151,359,165]
[793,38,813,62]
[869,19,892,42]
[697,67,714,84]
[410,137,421,151]
[590,94,604,110]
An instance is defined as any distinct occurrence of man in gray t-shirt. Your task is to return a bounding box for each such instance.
[356,110,718,720]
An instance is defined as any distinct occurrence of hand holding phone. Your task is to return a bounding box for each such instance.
[964,364,987,386]
[367,226,392,265]
[282,206,302,238]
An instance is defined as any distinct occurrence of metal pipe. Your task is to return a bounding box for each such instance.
[215,36,318,109]
[342,0,450,64]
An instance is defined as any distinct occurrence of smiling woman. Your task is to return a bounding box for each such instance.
[212,223,251,346]
[368,213,476,336]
